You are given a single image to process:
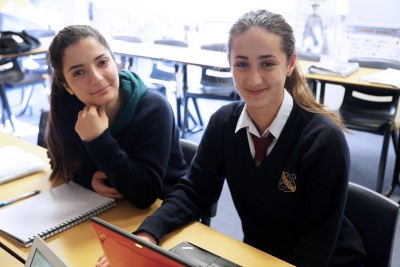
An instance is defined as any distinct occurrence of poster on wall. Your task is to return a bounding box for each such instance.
[295,0,338,61]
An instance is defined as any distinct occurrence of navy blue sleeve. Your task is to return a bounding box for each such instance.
[135,107,227,241]
[82,92,176,208]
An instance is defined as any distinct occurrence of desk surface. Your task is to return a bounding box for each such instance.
[111,40,230,68]
[0,132,293,267]
[0,37,52,60]
[300,60,399,91]
[0,247,22,267]
[111,40,399,91]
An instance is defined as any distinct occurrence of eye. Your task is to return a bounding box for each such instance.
[261,61,274,68]
[235,61,248,68]
[98,58,109,67]
[72,69,84,77]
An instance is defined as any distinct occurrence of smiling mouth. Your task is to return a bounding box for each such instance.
[248,88,266,95]
[92,85,109,94]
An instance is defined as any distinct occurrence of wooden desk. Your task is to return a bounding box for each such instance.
[0,132,293,266]
[300,60,400,103]
[111,41,230,132]
[110,41,229,69]
[0,247,22,267]
[300,60,400,195]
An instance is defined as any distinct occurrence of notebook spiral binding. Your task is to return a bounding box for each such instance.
[25,201,116,247]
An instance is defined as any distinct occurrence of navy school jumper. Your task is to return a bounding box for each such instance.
[137,101,366,267]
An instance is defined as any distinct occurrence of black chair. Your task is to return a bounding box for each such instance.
[182,43,239,137]
[112,35,166,96]
[37,109,49,148]
[179,138,217,226]
[345,182,399,267]
[338,59,400,194]
[0,57,47,132]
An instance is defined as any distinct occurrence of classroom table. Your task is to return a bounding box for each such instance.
[299,60,400,103]
[0,132,293,267]
[110,41,400,132]
[110,40,229,133]
[300,60,400,195]
[0,37,52,132]
[0,246,22,267]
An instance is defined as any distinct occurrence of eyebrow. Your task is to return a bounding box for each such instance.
[67,53,107,72]
[259,55,275,60]
[234,54,276,60]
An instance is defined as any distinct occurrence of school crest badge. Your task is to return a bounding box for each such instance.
[278,171,297,192]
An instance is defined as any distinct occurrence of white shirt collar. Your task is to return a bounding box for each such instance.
[235,89,293,139]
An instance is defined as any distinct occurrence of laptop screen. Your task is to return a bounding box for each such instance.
[25,236,67,267]
[90,217,197,267]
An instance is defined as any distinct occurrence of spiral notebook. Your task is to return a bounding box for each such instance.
[0,181,116,247]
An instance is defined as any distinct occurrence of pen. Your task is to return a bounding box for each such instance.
[0,190,40,207]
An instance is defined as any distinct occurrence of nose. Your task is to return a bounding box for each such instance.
[90,68,103,85]
[247,67,262,87]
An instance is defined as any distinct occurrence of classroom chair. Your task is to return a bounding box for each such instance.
[37,109,49,148]
[338,59,400,195]
[345,182,399,267]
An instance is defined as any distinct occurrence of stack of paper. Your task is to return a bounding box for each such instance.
[308,60,360,77]
[0,146,47,184]
[359,68,400,88]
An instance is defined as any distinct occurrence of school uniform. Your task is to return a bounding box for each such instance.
[69,71,187,208]
[136,90,366,266]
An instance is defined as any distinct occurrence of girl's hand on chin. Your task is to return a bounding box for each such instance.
[75,105,109,141]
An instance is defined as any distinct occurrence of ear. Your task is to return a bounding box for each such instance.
[287,52,297,77]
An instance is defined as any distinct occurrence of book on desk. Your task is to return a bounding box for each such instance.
[308,60,360,77]
[359,68,400,88]
[0,145,47,185]
[0,181,115,247]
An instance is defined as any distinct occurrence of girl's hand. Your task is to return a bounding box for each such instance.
[135,231,157,244]
[91,171,124,199]
[75,105,108,141]
[96,254,110,267]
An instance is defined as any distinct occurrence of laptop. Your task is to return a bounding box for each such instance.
[90,217,241,267]
[0,146,47,184]
[24,236,68,267]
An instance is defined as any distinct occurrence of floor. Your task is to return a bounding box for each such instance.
[1,81,400,266]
